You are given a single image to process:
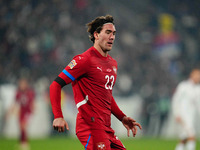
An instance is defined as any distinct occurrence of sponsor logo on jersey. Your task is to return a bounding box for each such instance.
[97,142,106,150]
[68,59,77,69]
[106,68,112,72]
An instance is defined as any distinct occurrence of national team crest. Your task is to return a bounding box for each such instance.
[113,66,117,74]
[97,142,106,150]
[68,59,77,69]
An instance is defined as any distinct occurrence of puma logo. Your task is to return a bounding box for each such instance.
[97,67,102,71]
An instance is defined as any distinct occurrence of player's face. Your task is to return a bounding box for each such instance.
[193,71,200,84]
[96,23,116,52]
[19,79,28,91]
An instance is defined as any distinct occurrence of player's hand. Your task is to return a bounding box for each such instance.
[53,118,69,132]
[122,116,142,137]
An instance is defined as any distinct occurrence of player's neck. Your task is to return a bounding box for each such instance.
[93,45,109,57]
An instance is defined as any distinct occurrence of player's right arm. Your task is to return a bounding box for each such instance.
[49,76,71,132]
[50,54,88,132]
[171,83,185,123]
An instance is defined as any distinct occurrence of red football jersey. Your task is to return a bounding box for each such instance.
[56,46,125,133]
[16,88,35,116]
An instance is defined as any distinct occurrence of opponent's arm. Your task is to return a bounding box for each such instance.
[171,83,185,123]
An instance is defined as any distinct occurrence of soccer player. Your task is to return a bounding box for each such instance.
[172,69,200,150]
[50,15,142,150]
[6,78,35,150]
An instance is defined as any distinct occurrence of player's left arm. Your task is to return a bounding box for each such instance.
[111,97,142,137]
[121,116,142,137]
[111,96,126,121]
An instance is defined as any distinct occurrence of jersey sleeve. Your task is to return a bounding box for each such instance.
[111,96,126,121]
[58,54,89,83]
[196,86,200,115]
[50,81,64,119]
[171,83,184,117]
[50,54,89,119]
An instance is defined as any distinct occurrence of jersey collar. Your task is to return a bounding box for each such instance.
[91,46,110,60]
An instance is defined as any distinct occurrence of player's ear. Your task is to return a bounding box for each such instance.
[94,31,99,40]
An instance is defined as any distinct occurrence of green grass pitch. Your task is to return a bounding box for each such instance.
[0,137,199,150]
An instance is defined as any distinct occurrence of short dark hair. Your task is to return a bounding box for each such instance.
[86,15,114,43]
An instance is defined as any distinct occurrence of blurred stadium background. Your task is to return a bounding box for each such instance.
[0,0,200,149]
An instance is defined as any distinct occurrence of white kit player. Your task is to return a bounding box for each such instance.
[172,69,200,150]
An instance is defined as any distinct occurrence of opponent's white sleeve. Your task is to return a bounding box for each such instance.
[195,85,200,115]
[172,82,185,118]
